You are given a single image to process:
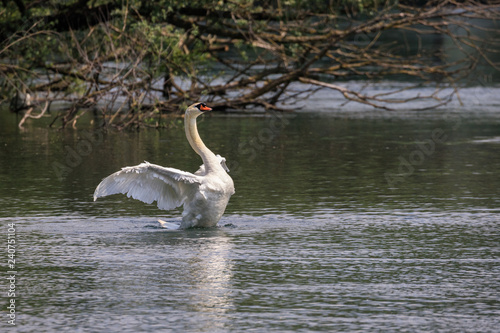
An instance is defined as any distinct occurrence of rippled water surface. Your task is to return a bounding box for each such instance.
[1,96,499,332]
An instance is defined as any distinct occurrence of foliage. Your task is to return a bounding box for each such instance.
[0,0,499,129]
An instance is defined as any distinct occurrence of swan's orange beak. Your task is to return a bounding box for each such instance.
[200,105,212,112]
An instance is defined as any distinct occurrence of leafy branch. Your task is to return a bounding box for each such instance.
[1,0,499,129]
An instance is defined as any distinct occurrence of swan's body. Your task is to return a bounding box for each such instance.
[93,103,234,229]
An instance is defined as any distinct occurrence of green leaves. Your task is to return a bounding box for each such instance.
[1,0,498,129]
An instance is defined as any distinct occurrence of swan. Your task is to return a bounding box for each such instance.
[93,102,235,229]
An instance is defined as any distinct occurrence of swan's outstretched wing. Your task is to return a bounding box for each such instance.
[195,154,230,175]
[93,161,201,210]
[217,154,230,173]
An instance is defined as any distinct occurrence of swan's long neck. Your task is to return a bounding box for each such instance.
[185,114,218,171]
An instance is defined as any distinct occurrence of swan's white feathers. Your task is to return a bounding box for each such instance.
[93,102,234,229]
[93,161,201,210]
[195,154,230,175]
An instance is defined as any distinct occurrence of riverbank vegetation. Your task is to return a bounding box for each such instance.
[1,0,499,129]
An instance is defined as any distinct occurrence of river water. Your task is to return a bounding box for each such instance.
[1,86,499,332]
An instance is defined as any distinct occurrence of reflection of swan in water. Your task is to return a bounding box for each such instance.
[184,230,234,322]
[108,229,235,328]
[93,103,235,229]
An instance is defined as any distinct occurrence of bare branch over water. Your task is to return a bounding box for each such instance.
[1,0,499,129]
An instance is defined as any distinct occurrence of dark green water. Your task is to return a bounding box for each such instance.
[0,100,499,332]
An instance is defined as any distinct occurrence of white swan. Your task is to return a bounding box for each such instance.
[93,102,235,229]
